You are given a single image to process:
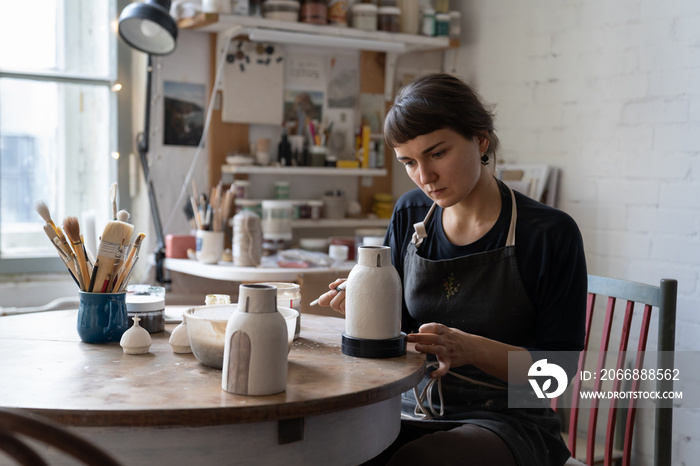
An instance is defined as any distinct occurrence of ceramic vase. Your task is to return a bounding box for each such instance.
[222,284,288,396]
[345,246,402,340]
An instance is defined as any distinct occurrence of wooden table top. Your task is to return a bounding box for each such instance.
[0,310,424,428]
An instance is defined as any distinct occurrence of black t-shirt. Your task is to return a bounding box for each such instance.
[385,180,587,366]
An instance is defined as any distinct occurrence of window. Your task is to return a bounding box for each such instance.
[0,1,118,262]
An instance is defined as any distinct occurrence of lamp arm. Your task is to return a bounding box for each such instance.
[138,54,168,284]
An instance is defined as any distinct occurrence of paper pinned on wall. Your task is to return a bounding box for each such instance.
[285,54,326,90]
[221,42,284,125]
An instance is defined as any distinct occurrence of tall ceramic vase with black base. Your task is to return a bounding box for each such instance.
[343,246,405,358]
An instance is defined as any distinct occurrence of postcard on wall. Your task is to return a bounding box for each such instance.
[163,81,206,146]
[285,54,326,90]
[327,55,358,108]
[222,41,284,125]
[359,93,385,133]
[283,90,324,136]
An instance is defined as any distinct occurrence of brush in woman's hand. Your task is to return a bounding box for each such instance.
[63,216,91,291]
[91,210,134,293]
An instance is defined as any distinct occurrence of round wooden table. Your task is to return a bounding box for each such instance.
[0,309,425,465]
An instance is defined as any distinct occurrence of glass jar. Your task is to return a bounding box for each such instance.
[263,0,300,22]
[378,6,400,32]
[351,3,378,31]
[300,0,327,25]
[420,7,435,36]
[449,10,461,39]
[261,200,294,241]
[328,0,348,26]
[435,12,450,37]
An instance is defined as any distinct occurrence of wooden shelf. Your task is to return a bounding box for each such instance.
[178,13,454,53]
[291,218,389,229]
[221,165,387,177]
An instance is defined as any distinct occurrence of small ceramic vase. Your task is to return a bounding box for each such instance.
[169,314,192,353]
[120,315,152,354]
[345,246,402,340]
[222,284,288,396]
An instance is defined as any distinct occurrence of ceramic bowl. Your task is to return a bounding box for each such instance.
[185,304,298,369]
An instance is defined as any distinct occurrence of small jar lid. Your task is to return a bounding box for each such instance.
[234,179,250,186]
[274,180,290,186]
[308,199,324,206]
[436,12,450,20]
[126,295,165,312]
[378,6,401,14]
[352,3,378,13]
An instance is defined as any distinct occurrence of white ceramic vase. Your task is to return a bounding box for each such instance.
[222,284,288,396]
[345,246,402,340]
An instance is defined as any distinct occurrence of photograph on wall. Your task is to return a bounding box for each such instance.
[283,90,324,136]
[163,81,206,146]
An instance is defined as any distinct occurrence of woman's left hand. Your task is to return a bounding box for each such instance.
[407,323,475,379]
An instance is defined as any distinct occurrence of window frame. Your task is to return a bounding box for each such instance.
[0,0,134,274]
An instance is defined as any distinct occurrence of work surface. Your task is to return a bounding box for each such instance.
[0,310,425,427]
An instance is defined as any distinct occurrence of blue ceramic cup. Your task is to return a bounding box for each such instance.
[77,291,129,343]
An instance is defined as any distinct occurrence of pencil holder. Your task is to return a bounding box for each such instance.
[196,230,224,264]
[77,291,129,343]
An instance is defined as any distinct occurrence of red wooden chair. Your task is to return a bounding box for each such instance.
[0,408,121,466]
[556,275,677,466]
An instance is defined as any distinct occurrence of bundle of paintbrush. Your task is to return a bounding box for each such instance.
[36,199,146,293]
[189,181,234,232]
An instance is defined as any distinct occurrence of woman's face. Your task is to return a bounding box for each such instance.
[394,128,489,208]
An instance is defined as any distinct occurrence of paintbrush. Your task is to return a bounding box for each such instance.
[63,216,91,292]
[110,182,118,220]
[91,210,134,293]
[43,225,80,287]
[112,232,145,292]
[35,201,72,258]
[309,281,347,307]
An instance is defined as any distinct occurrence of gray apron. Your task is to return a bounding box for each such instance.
[403,187,535,416]
[400,186,571,466]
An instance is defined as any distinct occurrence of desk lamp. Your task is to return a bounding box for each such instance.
[118,0,178,285]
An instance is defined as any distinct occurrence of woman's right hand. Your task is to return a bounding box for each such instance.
[316,278,347,315]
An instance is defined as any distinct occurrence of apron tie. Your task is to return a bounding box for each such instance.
[406,362,508,421]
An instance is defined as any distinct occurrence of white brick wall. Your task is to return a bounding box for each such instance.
[453,0,700,463]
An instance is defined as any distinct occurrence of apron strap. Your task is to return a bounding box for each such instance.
[410,185,518,248]
[505,186,517,247]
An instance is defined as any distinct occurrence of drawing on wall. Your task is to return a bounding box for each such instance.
[163,81,205,146]
[327,55,358,108]
[283,90,324,135]
[359,93,385,133]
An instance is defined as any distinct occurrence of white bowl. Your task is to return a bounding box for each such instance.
[185,304,298,369]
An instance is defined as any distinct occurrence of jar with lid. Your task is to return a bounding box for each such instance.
[378,6,400,32]
[435,12,450,37]
[421,7,435,36]
[351,3,378,31]
[274,180,290,199]
[328,0,348,26]
[263,0,300,22]
[449,11,461,39]
[309,145,327,167]
[300,0,327,25]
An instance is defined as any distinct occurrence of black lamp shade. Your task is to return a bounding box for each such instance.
[119,0,178,55]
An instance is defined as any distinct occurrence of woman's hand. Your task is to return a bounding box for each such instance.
[407,322,532,383]
[407,323,474,379]
[316,278,347,314]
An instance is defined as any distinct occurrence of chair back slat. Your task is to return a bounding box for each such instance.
[603,300,635,465]
[566,292,597,456]
[620,304,653,466]
[586,296,617,464]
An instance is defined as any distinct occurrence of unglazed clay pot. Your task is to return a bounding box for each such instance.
[221,284,288,396]
[345,246,402,340]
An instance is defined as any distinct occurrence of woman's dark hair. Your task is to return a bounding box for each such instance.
[384,73,499,159]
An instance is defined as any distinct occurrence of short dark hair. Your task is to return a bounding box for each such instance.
[384,73,499,159]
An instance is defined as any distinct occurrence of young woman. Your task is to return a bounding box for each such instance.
[318,73,587,466]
